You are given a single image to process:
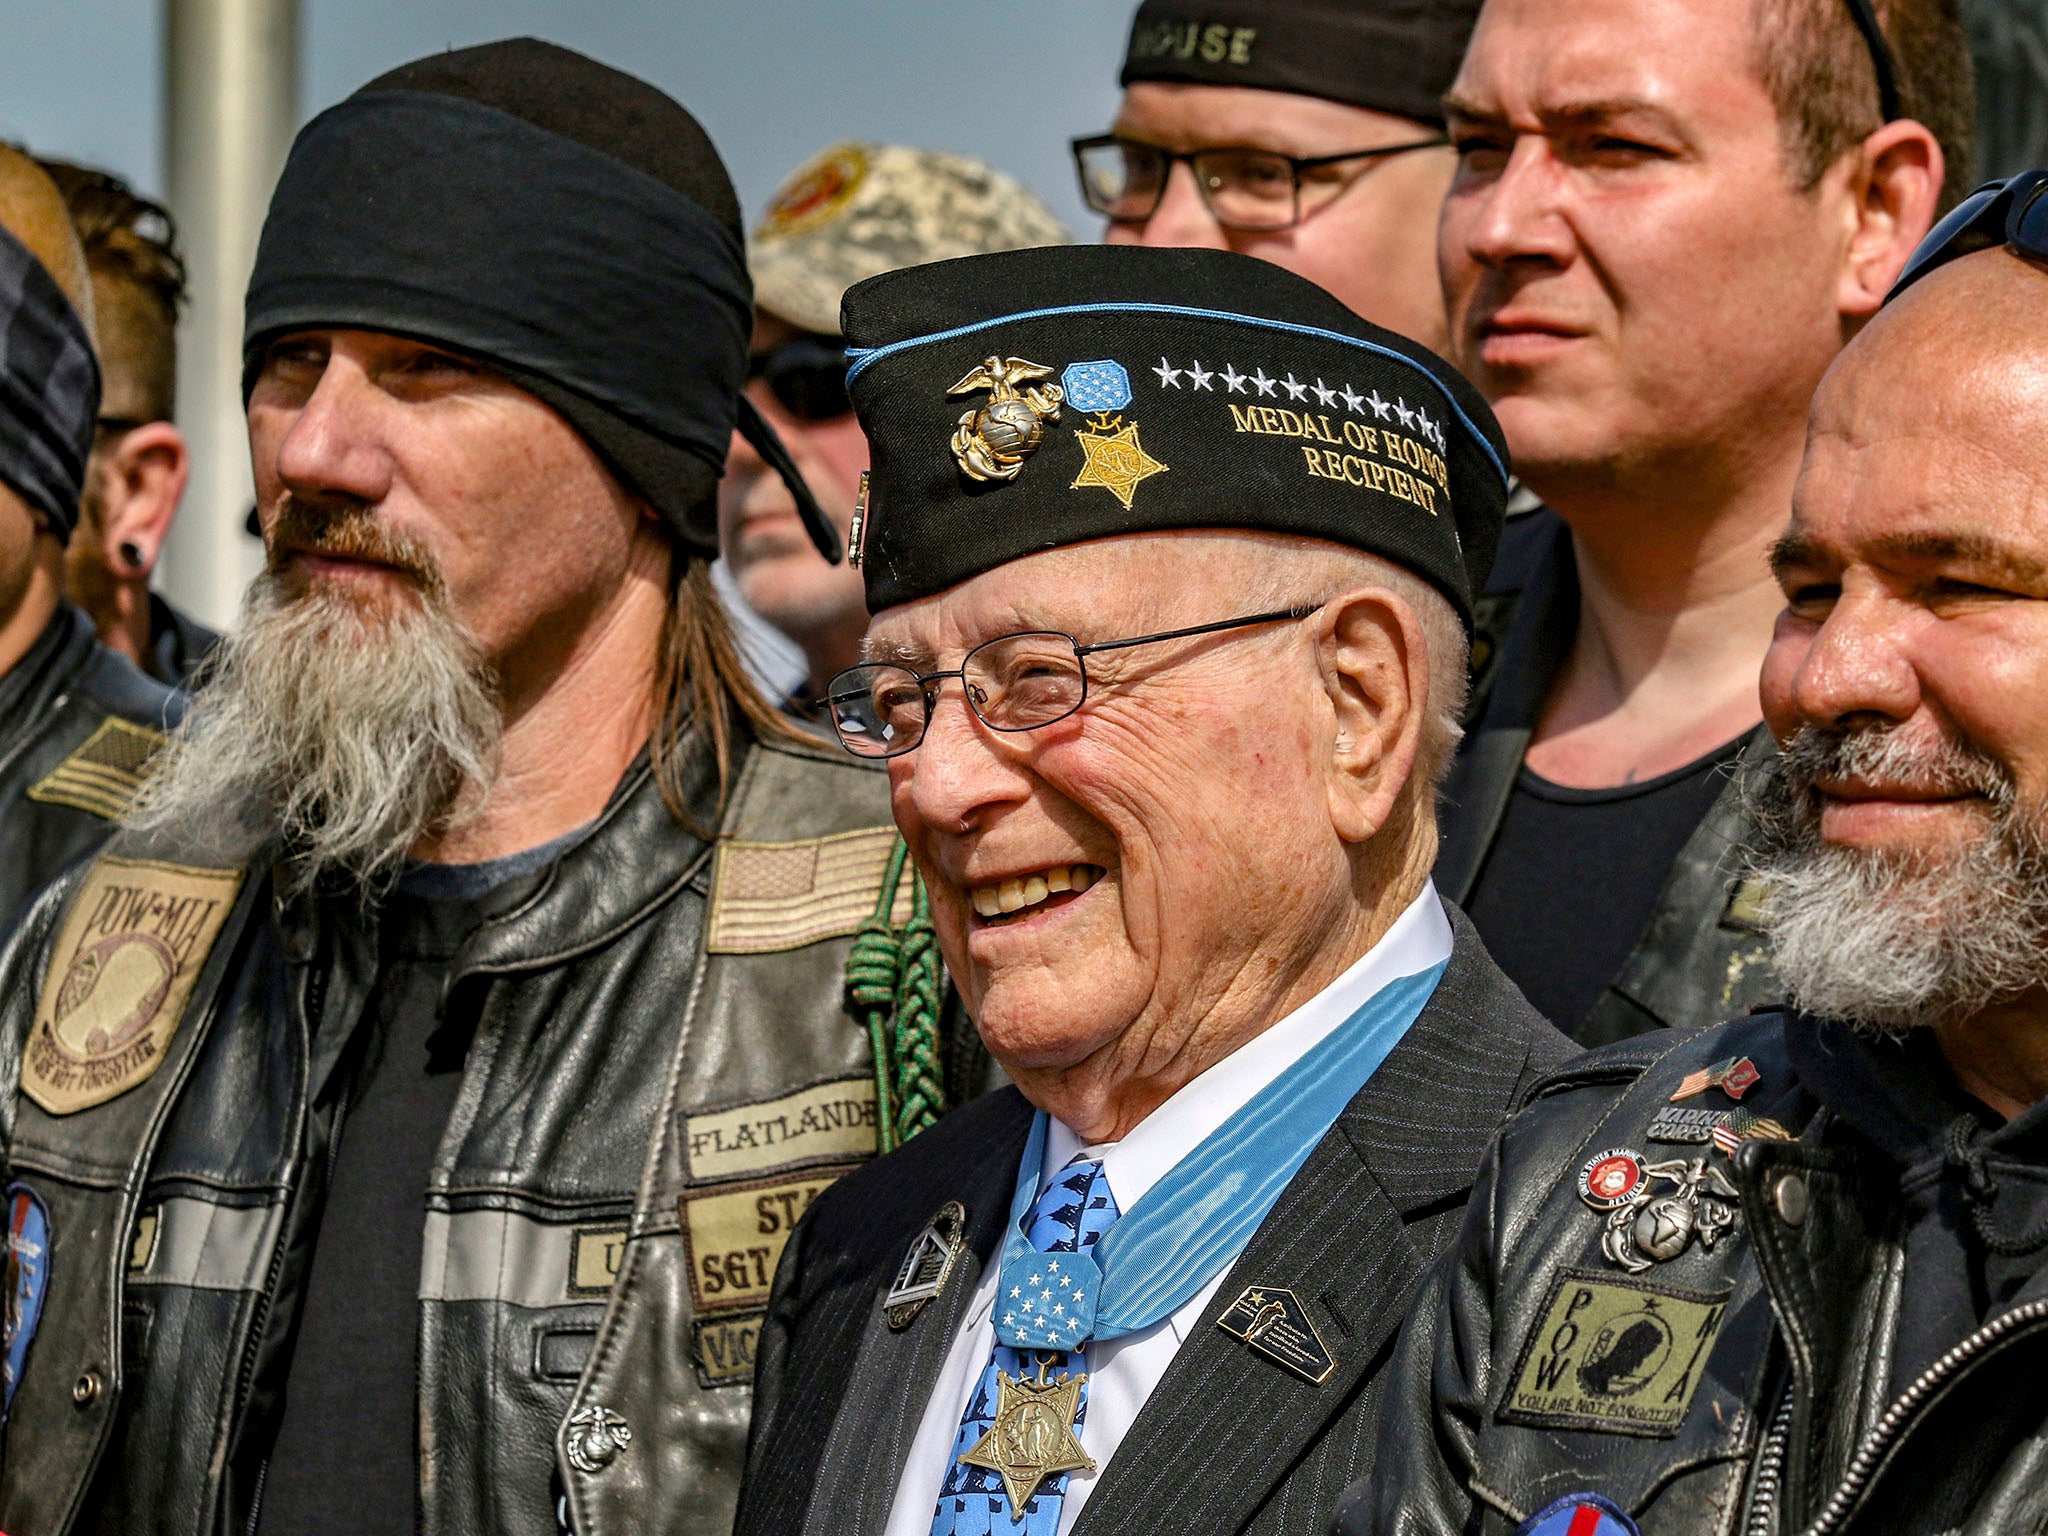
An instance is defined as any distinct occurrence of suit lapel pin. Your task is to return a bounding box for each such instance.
[1216,1285,1336,1384]
[883,1200,967,1330]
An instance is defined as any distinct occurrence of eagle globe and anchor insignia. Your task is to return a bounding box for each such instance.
[948,356,1065,481]
[957,1352,1098,1519]
[1578,1147,1740,1274]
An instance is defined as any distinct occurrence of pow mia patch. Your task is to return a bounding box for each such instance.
[1500,1268,1731,1437]
[681,1167,854,1314]
[24,857,242,1116]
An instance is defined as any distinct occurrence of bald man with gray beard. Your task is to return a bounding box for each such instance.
[1354,189,2048,1536]
[0,148,180,931]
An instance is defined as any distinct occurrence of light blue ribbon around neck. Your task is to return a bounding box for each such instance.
[992,958,1447,1352]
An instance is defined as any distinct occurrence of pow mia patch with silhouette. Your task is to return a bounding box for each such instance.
[1500,1269,1730,1437]
[23,857,243,1116]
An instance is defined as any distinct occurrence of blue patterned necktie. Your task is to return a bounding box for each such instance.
[928,1156,1120,1536]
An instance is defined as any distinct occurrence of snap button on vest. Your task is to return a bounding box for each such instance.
[72,1369,103,1407]
[1773,1172,1810,1226]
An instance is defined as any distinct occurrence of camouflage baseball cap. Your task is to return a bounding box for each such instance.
[748,142,1071,337]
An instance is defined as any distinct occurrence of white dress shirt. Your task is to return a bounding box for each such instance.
[881,885,1454,1536]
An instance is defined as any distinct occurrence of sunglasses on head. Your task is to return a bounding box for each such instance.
[748,332,851,422]
[1887,171,2048,304]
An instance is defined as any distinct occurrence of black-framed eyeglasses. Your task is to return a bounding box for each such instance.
[1887,171,2048,304]
[826,604,1320,759]
[747,332,851,421]
[1070,134,1448,234]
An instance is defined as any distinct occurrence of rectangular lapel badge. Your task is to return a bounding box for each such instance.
[1500,1268,1731,1437]
[706,828,913,954]
[1216,1285,1336,1384]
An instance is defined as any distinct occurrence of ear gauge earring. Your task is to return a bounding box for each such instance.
[118,541,143,569]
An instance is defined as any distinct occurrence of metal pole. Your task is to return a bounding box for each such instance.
[159,0,299,631]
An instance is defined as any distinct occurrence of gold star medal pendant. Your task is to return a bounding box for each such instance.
[957,1353,1098,1519]
[1060,359,1167,510]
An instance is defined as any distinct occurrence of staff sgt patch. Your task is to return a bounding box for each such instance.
[24,857,243,1116]
[1500,1268,1731,1437]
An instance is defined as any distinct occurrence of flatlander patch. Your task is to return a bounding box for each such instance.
[24,857,242,1116]
[1501,1268,1730,1437]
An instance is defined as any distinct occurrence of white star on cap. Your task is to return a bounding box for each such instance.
[1221,363,1248,394]
[1281,372,1309,401]
[1367,390,1392,420]
[1417,406,1438,443]
[1185,359,1215,391]
[1154,356,1183,388]
[1251,368,1277,397]
[1394,398,1417,429]
[1340,383,1365,413]
[1311,378,1338,408]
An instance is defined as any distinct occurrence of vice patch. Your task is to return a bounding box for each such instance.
[3,1183,52,1422]
[684,1076,878,1182]
[24,857,243,1116]
[705,828,912,954]
[681,1167,853,1314]
[1500,1269,1730,1437]
[27,718,167,821]
[691,1310,764,1388]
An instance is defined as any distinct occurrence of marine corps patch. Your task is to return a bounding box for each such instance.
[23,857,242,1116]
[1500,1268,1730,1437]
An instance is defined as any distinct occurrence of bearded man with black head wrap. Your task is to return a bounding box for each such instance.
[0,40,982,1536]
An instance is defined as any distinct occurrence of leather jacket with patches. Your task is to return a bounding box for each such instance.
[0,603,182,929]
[1442,510,1782,1045]
[0,722,986,1536]
[1345,1010,2048,1536]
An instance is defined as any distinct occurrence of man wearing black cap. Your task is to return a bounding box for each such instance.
[1432,0,1972,1045]
[0,40,979,1536]
[734,242,1570,1536]
[1074,0,1468,349]
[0,147,180,930]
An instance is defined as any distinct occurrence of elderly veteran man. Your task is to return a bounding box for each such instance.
[1434,0,1971,1045]
[0,40,981,1536]
[722,141,1068,706]
[0,147,180,930]
[1350,186,2048,1536]
[734,243,1572,1536]
[1077,0,1470,349]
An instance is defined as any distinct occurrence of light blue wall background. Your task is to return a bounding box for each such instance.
[0,0,1129,237]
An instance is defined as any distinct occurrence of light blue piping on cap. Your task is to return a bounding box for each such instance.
[843,299,1508,488]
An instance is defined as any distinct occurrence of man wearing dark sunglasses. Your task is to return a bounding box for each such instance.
[721,142,1067,708]
[1078,0,1474,351]
[1432,0,1973,1049]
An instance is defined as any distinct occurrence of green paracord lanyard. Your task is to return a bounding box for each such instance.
[844,837,948,1153]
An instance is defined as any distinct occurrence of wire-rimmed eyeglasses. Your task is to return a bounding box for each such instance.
[1070,134,1447,234]
[826,604,1320,759]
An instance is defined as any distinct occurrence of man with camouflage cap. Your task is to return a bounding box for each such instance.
[0,40,978,1536]
[722,142,1067,707]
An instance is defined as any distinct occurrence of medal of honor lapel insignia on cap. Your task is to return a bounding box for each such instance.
[947,356,1063,481]
[883,1200,967,1329]
[1216,1285,1337,1384]
[1071,415,1168,509]
[956,1354,1097,1518]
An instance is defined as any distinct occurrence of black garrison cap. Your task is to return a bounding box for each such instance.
[1119,0,1481,128]
[842,244,1508,625]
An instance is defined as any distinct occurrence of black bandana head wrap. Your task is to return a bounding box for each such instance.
[0,221,98,545]
[244,38,836,560]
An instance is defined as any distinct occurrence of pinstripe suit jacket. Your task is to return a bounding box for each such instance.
[736,907,1572,1536]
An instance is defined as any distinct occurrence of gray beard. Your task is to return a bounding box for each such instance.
[125,570,501,893]
[1748,725,2048,1037]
